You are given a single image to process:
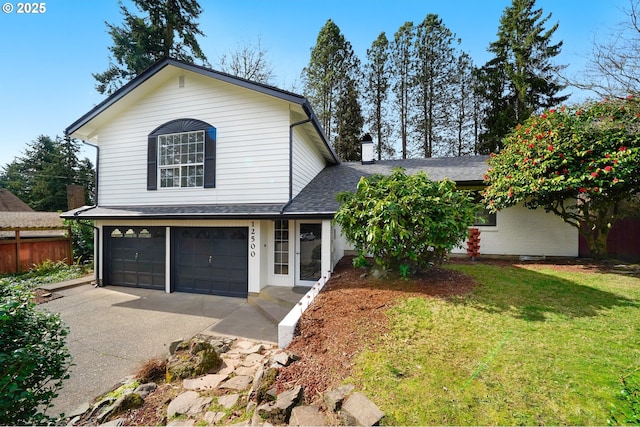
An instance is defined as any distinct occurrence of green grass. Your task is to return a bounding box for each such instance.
[348,263,640,425]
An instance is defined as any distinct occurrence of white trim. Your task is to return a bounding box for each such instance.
[165,227,171,293]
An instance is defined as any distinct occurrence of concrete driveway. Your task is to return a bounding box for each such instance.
[39,282,279,419]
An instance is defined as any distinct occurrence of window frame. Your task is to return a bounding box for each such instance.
[147,118,216,190]
[158,130,205,188]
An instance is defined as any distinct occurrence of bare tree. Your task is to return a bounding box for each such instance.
[570,0,640,97]
[218,37,275,85]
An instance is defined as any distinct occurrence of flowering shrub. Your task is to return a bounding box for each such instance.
[483,97,640,258]
[334,168,477,276]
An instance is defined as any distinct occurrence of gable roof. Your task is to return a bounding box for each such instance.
[0,189,34,212]
[65,57,338,164]
[284,155,490,216]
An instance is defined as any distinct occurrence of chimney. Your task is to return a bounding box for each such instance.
[361,133,374,165]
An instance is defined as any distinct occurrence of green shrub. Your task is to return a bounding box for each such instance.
[610,368,640,425]
[334,168,477,276]
[0,281,72,424]
[64,219,94,263]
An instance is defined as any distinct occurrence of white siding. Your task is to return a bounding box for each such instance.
[452,204,579,257]
[96,71,291,206]
[334,204,579,259]
[291,126,325,197]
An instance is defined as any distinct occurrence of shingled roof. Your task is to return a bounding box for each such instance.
[283,155,490,216]
[0,189,34,212]
[62,155,489,220]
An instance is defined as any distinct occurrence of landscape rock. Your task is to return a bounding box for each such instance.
[239,343,264,355]
[97,394,144,423]
[167,339,222,380]
[182,374,227,390]
[67,402,91,419]
[133,382,157,398]
[289,405,326,426]
[324,384,355,412]
[204,411,226,424]
[217,393,240,409]
[100,417,126,426]
[166,391,212,418]
[169,339,183,355]
[340,392,385,426]
[270,351,291,367]
[256,385,302,425]
[220,375,252,391]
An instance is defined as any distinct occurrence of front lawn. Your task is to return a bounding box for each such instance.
[348,262,640,425]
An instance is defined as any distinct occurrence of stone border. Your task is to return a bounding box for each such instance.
[277,274,330,348]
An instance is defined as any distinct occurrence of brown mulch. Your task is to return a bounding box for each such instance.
[274,256,477,403]
[273,255,635,403]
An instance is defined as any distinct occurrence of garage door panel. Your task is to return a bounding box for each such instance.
[105,227,166,290]
[174,227,248,297]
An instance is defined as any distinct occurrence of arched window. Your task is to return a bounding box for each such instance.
[147,119,216,190]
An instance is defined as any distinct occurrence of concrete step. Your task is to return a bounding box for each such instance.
[248,293,297,326]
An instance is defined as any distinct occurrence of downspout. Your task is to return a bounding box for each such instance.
[69,137,101,285]
[282,115,311,213]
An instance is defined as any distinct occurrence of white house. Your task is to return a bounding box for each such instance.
[62,58,577,298]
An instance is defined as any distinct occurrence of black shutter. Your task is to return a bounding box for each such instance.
[147,135,158,190]
[204,127,216,188]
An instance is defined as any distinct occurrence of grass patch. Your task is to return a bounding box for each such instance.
[348,263,640,425]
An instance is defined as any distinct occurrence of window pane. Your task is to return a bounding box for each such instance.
[157,130,207,188]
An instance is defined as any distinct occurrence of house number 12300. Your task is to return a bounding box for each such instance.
[250,222,256,257]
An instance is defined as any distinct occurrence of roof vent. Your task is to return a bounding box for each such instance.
[361,133,374,165]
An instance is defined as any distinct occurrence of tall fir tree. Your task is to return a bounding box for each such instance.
[390,22,415,159]
[94,0,208,95]
[334,77,365,161]
[412,14,458,158]
[0,136,94,211]
[364,32,394,160]
[303,19,361,147]
[478,0,568,152]
[446,52,478,156]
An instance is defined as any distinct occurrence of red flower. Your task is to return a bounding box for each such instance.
[548,145,554,151]
[576,110,582,116]
[549,109,556,114]
[613,178,619,184]
[541,113,548,119]
[604,166,612,172]
[579,187,587,193]
[620,146,627,151]
[528,143,534,149]
[591,172,598,178]
[483,174,488,180]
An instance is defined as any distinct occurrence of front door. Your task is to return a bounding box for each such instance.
[296,222,322,285]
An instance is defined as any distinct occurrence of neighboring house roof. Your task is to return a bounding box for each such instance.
[62,156,489,220]
[0,189,34,212]
[65,57,339,165]
[284,155,490,216]
[0,211,68,238]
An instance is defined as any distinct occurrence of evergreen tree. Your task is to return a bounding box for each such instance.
[446,52,477,156]
[334,77,365,161]
[0,136,95,212]
[364,32,394,160]
[412,14,458,158]
[94,0,208,95]
[303,19,361,146]
[478,0,568,152]
[390,22,415,159]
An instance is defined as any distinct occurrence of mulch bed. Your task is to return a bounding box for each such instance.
[274,256,477,403]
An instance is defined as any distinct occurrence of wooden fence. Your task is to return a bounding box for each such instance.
[579,218,640,262]
[0,227,72,274]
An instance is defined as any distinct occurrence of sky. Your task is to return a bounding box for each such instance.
[0,0,630,167]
